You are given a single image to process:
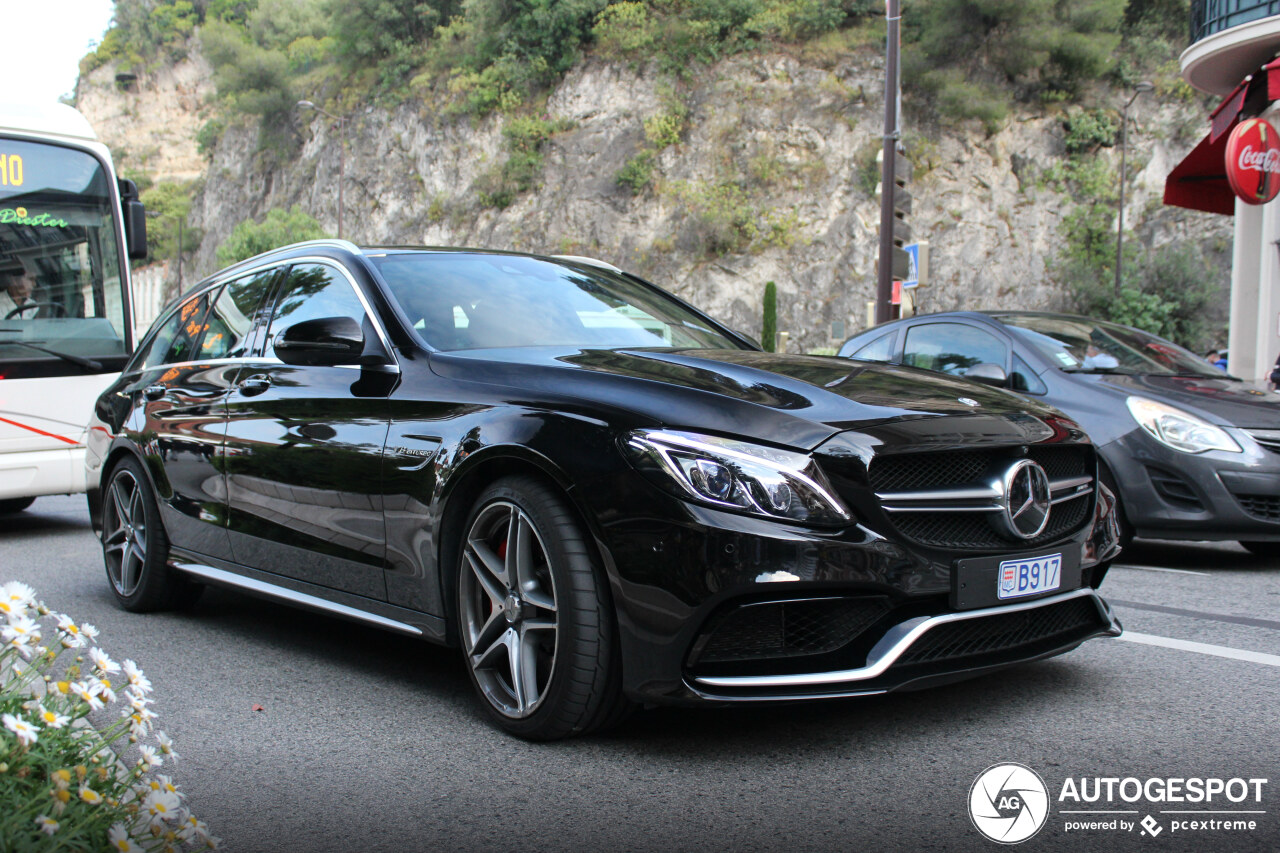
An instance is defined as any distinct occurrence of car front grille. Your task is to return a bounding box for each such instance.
[863,445,1095,551]
[691,596,891,665]
[890,496,1090,550]
[896,595,1104,666]
[1246,429,1280,455]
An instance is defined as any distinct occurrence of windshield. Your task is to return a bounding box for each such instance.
[0,138,128,371]
[371,253,745,351]
[996,314,1224,378]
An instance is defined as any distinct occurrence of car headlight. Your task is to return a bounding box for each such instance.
[1126,397,1241,454]
[624,429,851,524]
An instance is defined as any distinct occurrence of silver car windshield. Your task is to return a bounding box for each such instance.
[997,314,1225,378]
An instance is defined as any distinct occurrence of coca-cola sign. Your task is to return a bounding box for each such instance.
[1225,118,1280,205]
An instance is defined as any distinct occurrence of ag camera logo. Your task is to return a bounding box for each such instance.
[969,763,1050,844]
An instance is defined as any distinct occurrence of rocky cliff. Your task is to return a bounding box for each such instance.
[76,41,1232,352]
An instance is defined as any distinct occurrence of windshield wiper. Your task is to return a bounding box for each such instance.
[0,338,103,371]
[1060,366,1134,375]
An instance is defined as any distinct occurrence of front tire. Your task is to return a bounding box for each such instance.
[101,457,201,612]
[456,476,630,740]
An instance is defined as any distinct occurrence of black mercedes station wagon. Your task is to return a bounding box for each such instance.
[87,241,1122,739]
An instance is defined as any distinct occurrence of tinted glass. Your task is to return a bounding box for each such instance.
[141,293,213,369]
[1011,353,1047,394]
[264,264,367,358]
[371,253,744,351]
[903,323,1007,375]
[998,314,1224,378]
[850,331,895,362]
[0,138,128,366]
[201,270,275,360]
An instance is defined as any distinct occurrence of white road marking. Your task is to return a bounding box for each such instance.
[1112,564,1210,577]
[1119,631,1280,667]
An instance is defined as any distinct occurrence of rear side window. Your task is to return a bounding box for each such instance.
[140,292,213,369]
[200,270,277,360]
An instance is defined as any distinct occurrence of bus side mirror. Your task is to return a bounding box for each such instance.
[117,178,148,260]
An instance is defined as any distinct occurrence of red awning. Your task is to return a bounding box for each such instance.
[1163,128,1235,216]
[1211,76,1251,142]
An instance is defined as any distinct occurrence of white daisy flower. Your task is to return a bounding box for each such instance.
[90,677,118,705]
[151,773,180,795]
[1,580,35,609]
[107,823,138,852]
[79,785,104,805]
[70,682,105,711]
[54,614,87,647]
[179,815,210,842]
[2,613,40,644]
[36,705,70,729]
[89,647,120,674]
[156,731,179,761]
[137,744,163,771]
[143,789,182,824]
[34,814,59,835]
[81,622,99,641]
[122,660,152,694]
[2,712,38,746]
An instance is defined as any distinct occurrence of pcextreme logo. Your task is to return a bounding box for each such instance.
[969,764,1270,844]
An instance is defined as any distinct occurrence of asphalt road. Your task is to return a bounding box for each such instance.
[3,495,1278,852]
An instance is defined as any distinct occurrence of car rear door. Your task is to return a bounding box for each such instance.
[222,260,395,600]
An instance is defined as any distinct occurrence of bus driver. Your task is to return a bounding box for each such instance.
[0,269,35,318]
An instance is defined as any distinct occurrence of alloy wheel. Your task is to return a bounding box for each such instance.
[460,500,559,719]
[103,468,149,598]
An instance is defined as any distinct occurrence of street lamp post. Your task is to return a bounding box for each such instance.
[1115,81,1155,297]
[296,100,348,239]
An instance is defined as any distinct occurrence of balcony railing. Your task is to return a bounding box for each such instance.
[1192,0,1280,43]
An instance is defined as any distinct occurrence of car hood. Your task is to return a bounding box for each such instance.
[1095,373,1280,428]
[429,347,1067,450]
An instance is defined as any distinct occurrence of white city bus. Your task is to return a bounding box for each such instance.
[0,103,146,514]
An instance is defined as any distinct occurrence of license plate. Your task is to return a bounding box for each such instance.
[997,553,1062,600]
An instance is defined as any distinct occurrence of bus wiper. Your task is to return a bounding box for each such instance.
[0,338,103,371]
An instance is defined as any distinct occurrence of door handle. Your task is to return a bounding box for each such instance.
[237,375,271,396]
[143,384,166,401]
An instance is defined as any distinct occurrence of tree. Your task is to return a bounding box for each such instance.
[216,206,329,266]
[762,280,777,352]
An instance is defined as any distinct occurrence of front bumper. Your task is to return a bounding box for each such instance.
[1103,427,1280,541]
[686,588,1121,701]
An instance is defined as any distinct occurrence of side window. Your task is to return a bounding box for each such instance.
[201,270,277,360]
[903,323,1007,376]
[140,292,213,369]
[264,264,368,359]
[850,331,896,363]
[1011,354,1048,394]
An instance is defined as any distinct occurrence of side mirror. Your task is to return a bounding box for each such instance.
[275,316,364,366]
[118,178,148,260]
[963,362,1008,387]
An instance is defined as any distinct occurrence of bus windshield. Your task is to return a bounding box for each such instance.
[0,137,128,375]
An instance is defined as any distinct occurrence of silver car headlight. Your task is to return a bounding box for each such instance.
[1125,396,1241,454]
[624,429,851,524]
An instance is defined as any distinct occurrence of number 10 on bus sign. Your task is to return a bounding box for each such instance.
[0,153,24,187]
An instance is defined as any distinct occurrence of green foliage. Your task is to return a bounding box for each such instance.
[329,0,456,87]
[200,21,299,154]
[666,179,802,255]
[216,206,329,266]
[643,106,687,149]
[593,2,657,59]
[762,280,777,352]
[1063,108,1119,155]
[904,0,1124,127]
[140,181,202,265]
[616,150,656,193]
[1070,243,1216,347]
[476,116,574,208]
[195,116,227,158]
[84,0,201,71]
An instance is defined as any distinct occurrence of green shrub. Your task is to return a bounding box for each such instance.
[643,109,686,149]
[593,2,657,58]
[1063,109,1119,154]
[216,206,329,265]
[616,151,655,194]
[762,280,777,352]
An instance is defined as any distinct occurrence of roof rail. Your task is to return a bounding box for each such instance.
[284,238,363,255]
[551,254,622,273]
